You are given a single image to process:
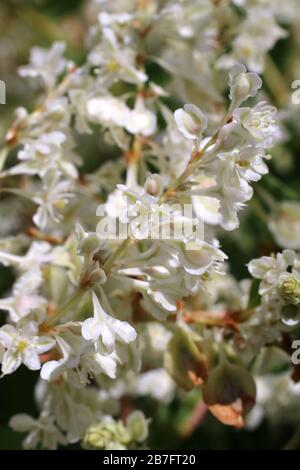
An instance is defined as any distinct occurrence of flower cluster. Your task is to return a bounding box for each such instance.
[0,0,300,450]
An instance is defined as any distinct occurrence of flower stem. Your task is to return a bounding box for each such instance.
[98,285,114,315]
[103,238,131,272]
[47,236,130,327]
[46,287,85,326]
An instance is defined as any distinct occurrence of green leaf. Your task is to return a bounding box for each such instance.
[248,278,261,309]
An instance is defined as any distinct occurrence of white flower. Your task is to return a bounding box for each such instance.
[88,27,147,85]
[117,185,196,242]
[14,132,65,175]
[229,64,262,107]
[218,9,287,74]
[10,411,66,450]
[269,202,300,250]
[135,369,175,403]
[139,282,179,320]
[33,172,74,230]
[40,334,86,382]
[193,195,220,226]
[18,42,71,90]
[73,350,118,383]
[118,187,160,239]
[126,97,157,137]
[0,322,55,376]
[103,187,129,219]
[0,241,53,271]
[10,131,78,179]
[81,292,136,355]
[0,268,46,323]
[200,154,254,231]
[41,330,117,385]
[236,9,287,69]
[87,96,130,128]
[128,266,186,320]
[234,102,278,148]
[174,104,207,140]
[249,250,295,282]
[248,250,296,297]
[164,240,226,277]
[88,95,156,137]
[192,117,270,231]
[98,12,133,27]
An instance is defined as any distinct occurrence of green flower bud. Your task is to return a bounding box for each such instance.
[126,411,149,443]
[83,419,131,450]
[89,267,107,285]
[83,424,110,449]
[279,275,300,305]
[164,328,208,391]
[83,411,149,450]
[80,234,102,255]
[80,265,107,289]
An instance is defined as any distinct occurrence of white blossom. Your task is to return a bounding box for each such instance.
[41,330,117,385]
[174,104,207,141]
[33,172,74,230]
[125,97,157,137]
[0,268,46,323]
[81,292,137,355]
[19,42,71,90]
[0,241,53,271]
[10,411,66,450]
[0,322,55,376]
[229,64,262,107]
[87,96,131,128]
[234,102,278,148]
[88,27,147,85]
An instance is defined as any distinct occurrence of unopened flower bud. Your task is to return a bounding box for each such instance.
[48,104,67,122]
[164,328,208,391]
[279,275,300,305]
[80,266,107,289]
[144,174,163,197]
[89,267,107,284]
[126,411,149,443]
[229,64,262,107]
[80,234,102,255]
[83,419,130,450]
[174,104,207,140]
